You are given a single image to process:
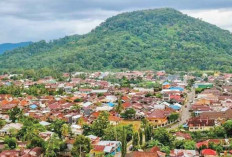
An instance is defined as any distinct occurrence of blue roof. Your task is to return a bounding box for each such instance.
[163,82,170,85]
[107,102,115,107]
[30,104,38,109]
[169,87,184,91]
[183,124,188,128]
[169,105,181,110]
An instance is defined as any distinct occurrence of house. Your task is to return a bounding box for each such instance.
[201,149,217,157]
[71,124,83,135]
[175,132,192,140]
[39,131,54,141]
[162,82,171,89]
[187,117,215,131]
[126,151,158,157]
[170,149,198,157]
[0,123,23,136]
[146,110,168,125]
[199,108,232,124]
[90,141,121,157]
[196,139,230,149]
[109,116,122,125]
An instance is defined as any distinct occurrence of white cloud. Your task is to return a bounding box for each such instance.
[182,9,232,32]
[0,0,232,43]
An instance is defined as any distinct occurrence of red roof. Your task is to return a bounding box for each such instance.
[122,102,131,108]
[201,149,217,156]
[109,115,122,122]
[92,145,105,152]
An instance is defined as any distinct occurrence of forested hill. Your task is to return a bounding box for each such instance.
[0,42,32,54]
[1,8,232,73]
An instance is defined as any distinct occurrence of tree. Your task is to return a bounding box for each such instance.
[208,142,223,155]
[18,123,46,141]
[121,127,127,157]
[27,136,45,149]
[61,124,71,137]
[71,135,91,157]
[45,134,64,157]
[0,119,6,128]
[183,140,196,150]
[8,107,22,122]
[168,113,179,122]
[145,124,152,142]
[139,129,143,146]
[49,119,66,138]
[174,140,185,149]
[71,104,81,112]
[91,111,110,137]
[153,128,174,146]
[223,120,232,136]
[161,146,170,155]
[121,108,136,119]
[132,132,139,150]
[102,124,133,142]
[116,98,123,114]
[208,126,226,138]
[4,137,17,149]
[147,140,161,148]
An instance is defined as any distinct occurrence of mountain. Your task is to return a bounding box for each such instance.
[0,42,32,54]
[0,8,232,73]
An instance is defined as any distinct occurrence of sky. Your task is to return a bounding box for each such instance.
[0,0,232,43]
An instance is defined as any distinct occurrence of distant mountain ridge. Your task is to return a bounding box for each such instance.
[0,8,232,72]
[0,42,32,54]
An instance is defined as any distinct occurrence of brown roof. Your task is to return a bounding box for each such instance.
[188,117,215,127]
[146,110,167,119]
[200,108,232,120]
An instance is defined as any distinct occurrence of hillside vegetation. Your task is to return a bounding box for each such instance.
[1,8,232,72]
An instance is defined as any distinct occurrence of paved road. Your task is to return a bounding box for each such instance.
[169,88,195,130]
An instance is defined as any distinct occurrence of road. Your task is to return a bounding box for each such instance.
[169,88,195,130]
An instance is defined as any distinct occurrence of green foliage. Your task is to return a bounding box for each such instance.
[195,88,204,94]
[208,142,223,154]
[121,127,127,157]
[121,108,136,119]
[8,107,22,123]
[139,128,143,146]
[91,111,110,137]
[45,134,66,157]
[207,126,226,138]
[161,146,170,155]
[132,132,139,150]
[183,140,196,150]
[145,124,152,142]
[223,120,232,137]
[71,135,92,157]
[102,124,133,142]
[147,140,161,148]
[1,9,232,72]
[49,119,66,138]
[168,113,179,122]
[27,136,46,149]
[0,119,6,128]
[4,137,17,149]
[153,128,174,146]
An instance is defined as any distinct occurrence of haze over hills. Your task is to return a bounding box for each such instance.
[0,42,32,54]
[0,8,232,73]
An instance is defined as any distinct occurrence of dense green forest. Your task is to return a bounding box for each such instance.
[1,8,232,73]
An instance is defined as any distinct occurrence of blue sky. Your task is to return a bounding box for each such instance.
[0,0,232,43]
